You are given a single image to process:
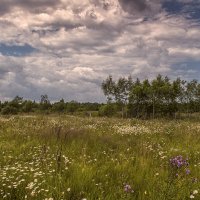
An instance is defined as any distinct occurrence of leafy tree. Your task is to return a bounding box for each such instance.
[102,75,133,118]
[22,100,35,113]
[129,78,143,118]
[102,75,200,119]
[66,101,79,113]
[52,99,65,113]
[9,96,23,111]
[101,75,115,102]
[40,94,51,111]
[185,80,198,114]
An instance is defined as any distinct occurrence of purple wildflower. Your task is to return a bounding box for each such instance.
[170,155,189,168]
[124,184,134,193]
[186,169,191,175]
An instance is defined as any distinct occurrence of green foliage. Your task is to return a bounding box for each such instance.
[99,104,117,117]
[0,75,199,119]
[1,105,18,115]
[52,99,65,113]
[40,94,51,111]
[66,101,79,113]
[101,75,115,102]
[22,100,36,113]
[102,75,200,119]
[101,75,133,118]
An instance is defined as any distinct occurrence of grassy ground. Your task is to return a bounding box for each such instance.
[0,115,200,200]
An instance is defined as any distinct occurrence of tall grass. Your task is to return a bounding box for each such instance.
[0,115,200,199]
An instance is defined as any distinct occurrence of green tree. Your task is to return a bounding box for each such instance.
[101,75,115,102]
[185,80,198,114]
[22,100,35,113]
[66,101,79,113]
[40,94,51,111]
[52,99,65,113]
[102,75,133,118]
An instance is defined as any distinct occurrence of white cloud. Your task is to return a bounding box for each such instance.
[0,0,199,102]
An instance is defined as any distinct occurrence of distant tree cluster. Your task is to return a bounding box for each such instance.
[0,95,102,116]
[102,74,200,119]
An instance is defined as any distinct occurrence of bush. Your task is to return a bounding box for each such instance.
[1,105,18,115]
[98,104,117,117]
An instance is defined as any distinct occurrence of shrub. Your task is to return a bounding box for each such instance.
[98,104,117,117]
[1,105,18,115]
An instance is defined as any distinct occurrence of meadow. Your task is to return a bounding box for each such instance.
[0,115,200,200]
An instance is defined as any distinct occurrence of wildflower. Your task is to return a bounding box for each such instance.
[186,169,191,175]
[31,191,35,196]
[190,194,195,199]
[193,190,198,195]
[124,184,134,193]
[67,188,71,192]
[124,184,131,192]
[170,155,189,168]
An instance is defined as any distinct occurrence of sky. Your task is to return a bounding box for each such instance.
[0,0,200,102]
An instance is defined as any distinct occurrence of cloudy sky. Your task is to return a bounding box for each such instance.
[0,0,200,102]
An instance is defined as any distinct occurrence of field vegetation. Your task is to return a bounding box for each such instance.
[0,115,200,200]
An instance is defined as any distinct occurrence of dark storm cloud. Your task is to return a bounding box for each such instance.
[0,3,10,16]
[117,0,162,18]
[0,0,61,15]
[118,0,148,13]
[89,0,111,9]
[15,0,59,7]
[118,0,200,21]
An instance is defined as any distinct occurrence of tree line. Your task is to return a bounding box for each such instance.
[0,95,102,116]
[102,74,200,119]
[0,74,199,118]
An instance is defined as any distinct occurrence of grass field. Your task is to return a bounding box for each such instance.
[0,115,200,200]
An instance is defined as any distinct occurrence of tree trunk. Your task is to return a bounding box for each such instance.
[152,94,155,119]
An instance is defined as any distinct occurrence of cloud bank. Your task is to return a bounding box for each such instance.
[0,0,200,102]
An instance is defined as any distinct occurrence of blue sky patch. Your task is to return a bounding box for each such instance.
[162,0,184,14]
[162,0,200,21]
[184,3,200,20]
[0,43,36,57]
[173,60,200,73]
